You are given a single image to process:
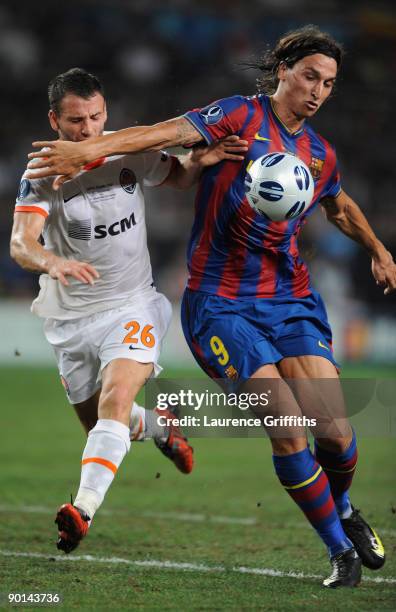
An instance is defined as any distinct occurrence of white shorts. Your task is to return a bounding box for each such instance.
[43,293,172,404]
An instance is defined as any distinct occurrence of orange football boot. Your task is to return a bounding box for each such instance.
[154,408,194,474]
[55,503,90,553]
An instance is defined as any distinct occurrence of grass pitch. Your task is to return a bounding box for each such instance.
[0,365,395,610]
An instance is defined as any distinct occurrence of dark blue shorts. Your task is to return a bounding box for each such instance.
[181,288,338,388]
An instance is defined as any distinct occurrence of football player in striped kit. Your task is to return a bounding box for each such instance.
[26,27,395,587]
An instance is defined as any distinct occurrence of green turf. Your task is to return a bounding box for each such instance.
[0,365,395,610]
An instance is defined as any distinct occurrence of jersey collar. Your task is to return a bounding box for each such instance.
[268,97,305,138]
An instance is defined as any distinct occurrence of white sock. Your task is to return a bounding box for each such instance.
[129,402,168,441]
[74,419,130,519]
[129,402,146,441]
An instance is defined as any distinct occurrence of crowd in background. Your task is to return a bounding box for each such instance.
[1,0,395,360]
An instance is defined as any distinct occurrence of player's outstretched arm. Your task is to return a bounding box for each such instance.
[10,212,100,286]
[26,117,203,190]
[164,136,249,190]
[321,189,396,295]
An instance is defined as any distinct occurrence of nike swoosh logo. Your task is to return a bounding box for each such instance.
[129,345,149,351]
[64,192,81,203]
[318,340,330,351]
[254,133,271,142]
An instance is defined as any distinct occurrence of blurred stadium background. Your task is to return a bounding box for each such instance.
[0,0,396,370]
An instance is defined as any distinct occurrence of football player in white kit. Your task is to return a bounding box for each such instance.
[10,68,248,553]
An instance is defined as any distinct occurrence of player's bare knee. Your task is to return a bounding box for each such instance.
[315,435,352,455]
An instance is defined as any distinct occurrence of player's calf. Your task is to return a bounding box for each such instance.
[74,418,131,519]
[273,447,354,558]
[314,432,358,520]
[314,434,385,569]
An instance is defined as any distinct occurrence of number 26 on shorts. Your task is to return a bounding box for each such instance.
[123,320,155,348]
[210,335,229,366]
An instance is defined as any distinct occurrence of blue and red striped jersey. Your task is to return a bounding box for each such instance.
[184,94,341,299]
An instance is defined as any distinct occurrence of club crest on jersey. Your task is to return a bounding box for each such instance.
[120,168,137,194]
[200,105,224,125]
[225,364,239,381]
[309,157,324,180]
[17,179,31,200]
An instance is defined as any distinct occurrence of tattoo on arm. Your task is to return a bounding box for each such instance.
[174,118,202,146]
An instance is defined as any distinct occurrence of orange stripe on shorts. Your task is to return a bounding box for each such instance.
[82,457,118,474]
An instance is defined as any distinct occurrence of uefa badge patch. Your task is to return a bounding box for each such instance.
[120,168,137,194]
[17,179,31,200]
[200,105,224,125]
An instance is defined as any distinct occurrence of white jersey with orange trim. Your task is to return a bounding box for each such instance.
[15,150,174,319]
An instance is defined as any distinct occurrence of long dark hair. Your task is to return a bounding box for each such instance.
[247,25,344,94]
